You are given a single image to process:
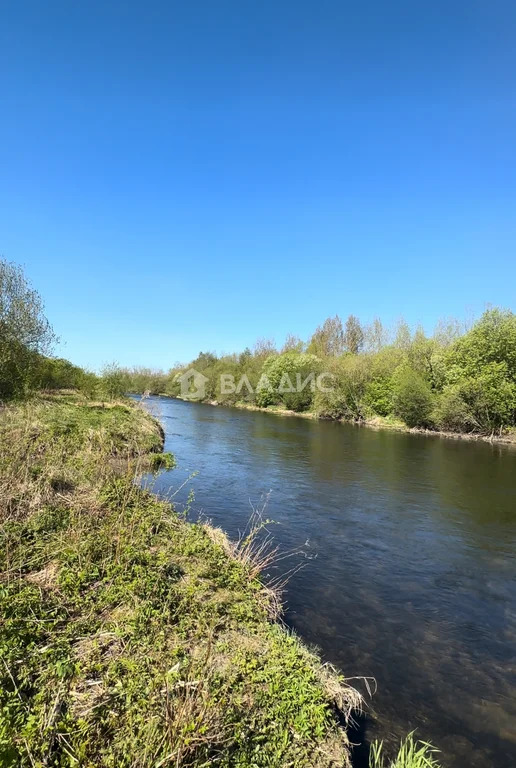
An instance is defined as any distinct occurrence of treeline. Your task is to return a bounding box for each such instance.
[121,310,516,436]
[2,258,515,435]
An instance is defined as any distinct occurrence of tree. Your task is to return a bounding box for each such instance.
[408,327,441,388]
[100,363,130,400]
[438,362,515,433]
[366,317,388,352]
[256,352,321,411]
[394,317,412,350]
[281,334,304,353]
[192,351,218,371]
[433,317,463,348]
[239,347,252,365]
[344,314,364,354]
[446,308,516,382]
[307,315,344,357]
[253,337,277,359]
[0,258,55,399]
[433,386,475,433]
[313,355,370,420]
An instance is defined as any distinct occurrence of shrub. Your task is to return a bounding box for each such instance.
[100,363,130,400]
[149,452,176,471]
[454,362,516,432]
[391,367,434,428]
[257,353,321,412]
[364,377,393,416]
[433,387,474,432]
[314,356,370,420]
[446,308,516,382]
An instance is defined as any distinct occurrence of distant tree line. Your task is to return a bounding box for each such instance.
[2,258,515,435]
[119,310,516,436]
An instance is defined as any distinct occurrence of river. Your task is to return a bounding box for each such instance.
[141,395,516,768]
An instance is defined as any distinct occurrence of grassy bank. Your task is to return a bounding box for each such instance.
[0,392,360,767]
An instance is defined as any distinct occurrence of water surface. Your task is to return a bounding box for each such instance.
[142,396,516,767]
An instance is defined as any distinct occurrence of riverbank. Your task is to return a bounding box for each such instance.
[0,392,360,767]
[167,394,516,446]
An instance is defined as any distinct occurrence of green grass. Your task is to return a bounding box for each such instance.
[369,734,441,768]
[0,392,359,767]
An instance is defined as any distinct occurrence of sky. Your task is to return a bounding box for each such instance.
[1,0,515,371]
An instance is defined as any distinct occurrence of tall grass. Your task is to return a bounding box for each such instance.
[369,733,441,768]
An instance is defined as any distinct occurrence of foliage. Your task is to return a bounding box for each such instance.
[446,308,516,382]
[314,356,370,420]
[432,386,475,433]
[307,315,345,357]
[364,376,393,417]
[124,366,168,395]
[391,367,434,428]
[0,259,56,400]
[149,451,176,470]
[100,363,131,400]
[36,356,99,397]
[449,362,515,433]
[256,352,321,411]
[344,314,364,354]
[93,307,516,437]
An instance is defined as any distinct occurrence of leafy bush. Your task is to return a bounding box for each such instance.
[257,353,321,411]
[446,308,516,381]
[454,362,516,432]
[314,356,370,420]
[433,386,474,433]
[364,377,393,416]
[391,367,434,428]
[100,363,131,400]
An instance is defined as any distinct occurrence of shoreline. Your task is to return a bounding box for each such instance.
[0,392,360,767]
[156,393,516,447]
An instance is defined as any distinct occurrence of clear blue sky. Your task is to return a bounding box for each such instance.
[1,1,515,371]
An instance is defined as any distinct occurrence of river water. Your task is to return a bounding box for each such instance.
[141,396,516,767]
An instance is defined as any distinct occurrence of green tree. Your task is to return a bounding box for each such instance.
[314,355,371,420]
[394,318,412,350]
[433,386,475,433]
[344,314,364,354]
[449,362,515,433]
[446,308,516,382]
[256,353,321,411]
[308,315,344,357]
[408,327,441,388]
[37,357,93,392]
[100,363,130,400]
[366,317,388,352]
[0,259,55,400]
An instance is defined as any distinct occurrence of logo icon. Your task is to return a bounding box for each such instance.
[177,368,209,400]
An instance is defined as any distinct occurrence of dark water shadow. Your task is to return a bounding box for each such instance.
[346,709,371,768]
